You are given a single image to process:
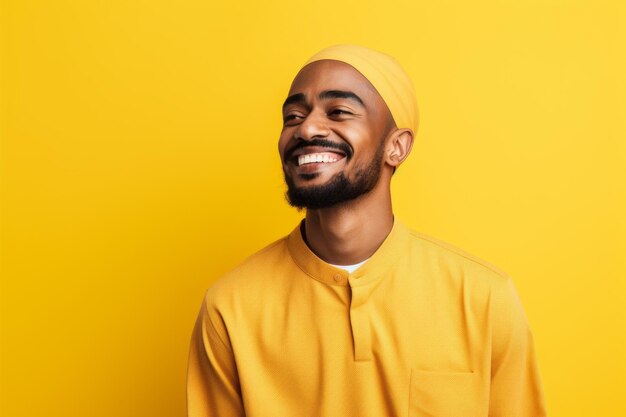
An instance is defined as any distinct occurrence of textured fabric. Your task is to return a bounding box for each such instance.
[187,219,547,417]
[303,44,419,135]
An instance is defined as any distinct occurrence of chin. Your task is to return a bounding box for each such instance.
[293,168,342,184]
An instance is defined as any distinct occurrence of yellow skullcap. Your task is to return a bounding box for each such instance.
[303,44,419,136]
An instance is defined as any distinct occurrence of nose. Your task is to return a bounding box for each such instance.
[294,110,331,141]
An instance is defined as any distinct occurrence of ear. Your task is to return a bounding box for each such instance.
[385,128,414,168]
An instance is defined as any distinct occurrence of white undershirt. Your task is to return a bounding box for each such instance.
[329,258,370,274]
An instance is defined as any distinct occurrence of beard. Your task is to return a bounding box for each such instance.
[283,140,385,210]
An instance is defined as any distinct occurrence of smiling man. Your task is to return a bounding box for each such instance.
[187,45,547,417]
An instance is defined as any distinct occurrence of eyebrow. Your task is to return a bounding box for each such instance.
[282,90,365,110]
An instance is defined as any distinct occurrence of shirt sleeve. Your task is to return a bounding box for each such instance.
[187,293,245,417]
[489,275,548,417]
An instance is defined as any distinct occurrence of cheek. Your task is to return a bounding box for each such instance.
[342,126,376,154]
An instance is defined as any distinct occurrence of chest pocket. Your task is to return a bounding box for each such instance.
[409,369,483,417]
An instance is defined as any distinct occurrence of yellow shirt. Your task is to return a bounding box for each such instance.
[187,219,547,417]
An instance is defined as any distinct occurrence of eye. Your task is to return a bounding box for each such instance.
[328,109,353,117]
[283,113,304,125]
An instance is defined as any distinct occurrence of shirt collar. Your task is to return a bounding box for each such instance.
[286,217,410,287]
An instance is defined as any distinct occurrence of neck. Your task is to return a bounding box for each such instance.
[302,180,394,265]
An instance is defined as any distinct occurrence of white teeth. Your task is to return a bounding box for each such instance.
[298,153,342,166]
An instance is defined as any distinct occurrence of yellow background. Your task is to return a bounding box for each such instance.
[1,0,624,416]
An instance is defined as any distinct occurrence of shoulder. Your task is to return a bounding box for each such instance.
[404,227,512,287]
[402,227,527,324]
[203,235,290,310]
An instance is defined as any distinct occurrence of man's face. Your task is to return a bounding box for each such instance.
[279,60,394,210]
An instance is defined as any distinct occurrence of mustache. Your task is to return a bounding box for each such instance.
[284,139,353,161]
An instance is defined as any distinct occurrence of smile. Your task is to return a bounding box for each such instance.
[297,152,342,166]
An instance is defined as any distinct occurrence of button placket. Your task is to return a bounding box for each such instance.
[349,285,373,361]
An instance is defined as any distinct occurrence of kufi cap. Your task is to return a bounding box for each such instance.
[303,44,419,135]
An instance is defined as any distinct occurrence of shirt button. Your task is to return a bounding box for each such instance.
[333,274,342,282]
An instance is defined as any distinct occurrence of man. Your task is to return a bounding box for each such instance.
[187,45,547,417]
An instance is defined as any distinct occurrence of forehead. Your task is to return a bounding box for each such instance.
[288,60,384,107]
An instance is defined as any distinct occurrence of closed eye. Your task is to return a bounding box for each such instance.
[283,113,304,124]
[328,109,353,116]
